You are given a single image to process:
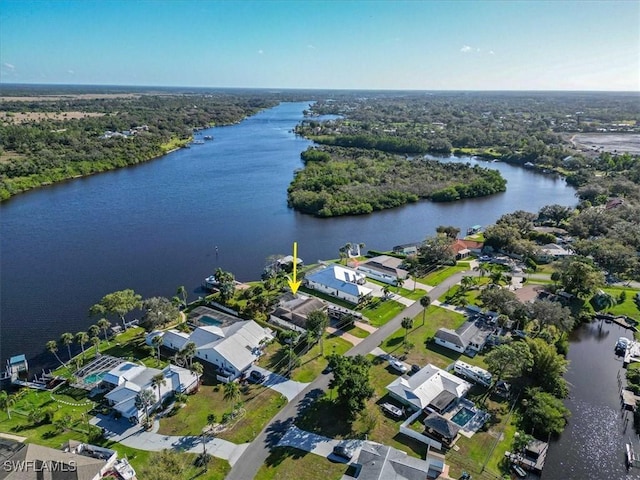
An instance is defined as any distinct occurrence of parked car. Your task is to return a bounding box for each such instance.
[248,370,265,383]
[389,357,409,374]
[410,364,421,375]
[460,472,472,480]
[332,442,356,461]
[381,402,404,418]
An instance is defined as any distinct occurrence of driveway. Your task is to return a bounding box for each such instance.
[277,425,363,459]
[251,366,310,402]
[90,414,247,465]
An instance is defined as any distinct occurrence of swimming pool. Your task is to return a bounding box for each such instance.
[84,371,107,385]
[200,315,223,326]
[451,407,475,427]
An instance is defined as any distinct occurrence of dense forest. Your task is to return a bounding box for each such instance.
[287,146,506,216]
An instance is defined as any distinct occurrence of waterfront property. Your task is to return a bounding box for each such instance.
[357,255,409,285]
[104,362,198,423]
[304,264,373,305]
[156,320,273,381]
[270,294,326,332]
[506,438,549,474]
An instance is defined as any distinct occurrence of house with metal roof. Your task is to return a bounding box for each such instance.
[304,265,372,304]
[434,328,467,353]
[357,255,409,285]
[386,364,471,413]
[158,320,273,380]
[345,442,445,480]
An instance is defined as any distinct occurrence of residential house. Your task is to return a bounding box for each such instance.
[270,294,326,331]
[0,438,117,480]
[392,243,420,256]
[434,318,495,355]
[357,255,409,285]
[104,363,198,423]
[304,265,372,305]
[434,328,466,353]
[160,320,273,380]
[344,442,445,480]
[536,243,573,263]
[386,364,471,413]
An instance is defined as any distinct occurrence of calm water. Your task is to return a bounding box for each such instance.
[0,102,576,368]
[544,322,640,479]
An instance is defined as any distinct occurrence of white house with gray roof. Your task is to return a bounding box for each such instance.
[357,255,409,285]
[158,320,273,380]
[386,364,471,413]
[304,265,372,304]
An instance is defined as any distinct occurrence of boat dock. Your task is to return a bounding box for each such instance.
[623,340,640,367]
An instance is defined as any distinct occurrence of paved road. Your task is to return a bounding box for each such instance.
[226,270,470,480]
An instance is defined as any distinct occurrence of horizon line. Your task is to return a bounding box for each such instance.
[0,82,638,94]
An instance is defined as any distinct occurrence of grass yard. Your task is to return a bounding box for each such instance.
[602,287,640,318]
[419,264,471,286]
[380,306,467,369]
[255,447,348,480]
[158,383,286,444]
[360,298,405,327]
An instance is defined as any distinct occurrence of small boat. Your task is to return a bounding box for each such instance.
[114,458,136,480]
[616,337,630,355]
[192,139,205,145]
[203,135,214,140]
[511,463,527,478]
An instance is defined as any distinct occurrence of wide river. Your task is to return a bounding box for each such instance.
[0,101,576,366]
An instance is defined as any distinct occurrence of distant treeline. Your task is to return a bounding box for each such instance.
[287,146,506,217]
[0,94,278,200]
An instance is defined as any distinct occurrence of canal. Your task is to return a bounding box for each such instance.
[544,322,640,479]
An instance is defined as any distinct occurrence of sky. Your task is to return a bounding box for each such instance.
[1,0,639,91]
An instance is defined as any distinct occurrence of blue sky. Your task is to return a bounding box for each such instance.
[1,0,638,90]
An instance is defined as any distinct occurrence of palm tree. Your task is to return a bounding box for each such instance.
[91,336,101,357]
[420,295,431,326]
[223,381,241,412]
[382,284,391,299]
[46,340,66,368]
[176,285,188,308]
[151,335,163,365]
[97,318,111,344]
[88,324,100,338]
[401,317,414,345]
[75,331,89,360]
[282,344,300,375]
[135,388,156,427]
[60,332,74,362]
[396,276,405,293]
[191,362,204,391]
[180,342,197,369]
[0,391,17,420]
[151,373,167,406]
[461,276,476,291]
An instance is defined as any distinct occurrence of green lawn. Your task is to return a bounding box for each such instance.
[255,447,348,480]
[602,287,640,318]
[380,306,467,369]
[419,264,471,286]
[360,298,405,327]
[158,383,286,444]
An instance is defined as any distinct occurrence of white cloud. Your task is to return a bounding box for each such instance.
[307,44,316,49]
[3,62,15,70]
[67,69,74,74]
[489,50,495,55]
[258,49,264,55]
[460,45,472,53]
